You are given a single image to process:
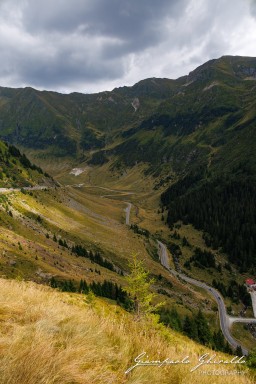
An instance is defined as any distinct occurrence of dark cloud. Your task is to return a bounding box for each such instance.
[0,0,255,92]
[22,0,186,34]
[250,0,256,17]
[17,50,124,89]
[0,0,190,91]
[22,0,189,52]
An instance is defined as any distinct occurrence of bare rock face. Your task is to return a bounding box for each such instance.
[131,97,140,112]
[236,65,256,79]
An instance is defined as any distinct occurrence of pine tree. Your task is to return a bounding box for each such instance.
[86,290,96,307]
[124,253,164,320]
[183,315,198,341]
[196,309,211,345]
[213,330,225,351]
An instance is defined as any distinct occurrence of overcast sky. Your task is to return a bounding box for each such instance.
[1,0,256,94]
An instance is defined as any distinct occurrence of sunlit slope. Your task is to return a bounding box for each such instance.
[1,181,221,320]
[0,278,253,384]
[0,140,53,187]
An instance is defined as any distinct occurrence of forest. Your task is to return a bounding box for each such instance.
[161,176,256,272]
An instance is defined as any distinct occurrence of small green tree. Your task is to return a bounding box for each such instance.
[86,290,96,307]
[124,253,164,320]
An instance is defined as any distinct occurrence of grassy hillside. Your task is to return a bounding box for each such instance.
[0,278,253,384]
[0,182,210,313]
[0,140,53,188]
[1,167,251,348]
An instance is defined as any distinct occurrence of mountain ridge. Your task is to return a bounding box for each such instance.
[0,55,255,165]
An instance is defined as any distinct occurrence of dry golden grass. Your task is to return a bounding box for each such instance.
[0,278,254,384]
[0,186,205,312]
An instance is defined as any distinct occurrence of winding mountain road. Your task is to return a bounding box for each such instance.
[157,240,170,269]
[78,185,133,225]
[2,183,255,354]
[125,203,132,225]
[0,185,48,193]
[157,240,256,355]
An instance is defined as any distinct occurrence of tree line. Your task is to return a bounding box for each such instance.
[185,247,216,269]
[161,176,256,272]
[51,234,118,273]
[159,307,232,354]
[71,244,116,272]
[50,277,131,309]
[212,279,251,307]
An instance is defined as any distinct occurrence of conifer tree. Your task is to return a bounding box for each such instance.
[124,253,164,320]
[183,315,199,341]
[196,309,211,345]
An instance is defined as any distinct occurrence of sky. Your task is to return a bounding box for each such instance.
[1,0,256,94]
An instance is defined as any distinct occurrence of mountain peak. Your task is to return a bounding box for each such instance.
[186,55,256,84]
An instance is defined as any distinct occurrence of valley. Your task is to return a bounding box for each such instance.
[0,161,255,354]
[0,55,256,382]
[60,167,256,354]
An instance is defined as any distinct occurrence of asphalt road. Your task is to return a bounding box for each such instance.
[157,240,256,355]
[79,185,134,225]
[0,185,48,193]
[125,203,132,225]
[157,240,170,268]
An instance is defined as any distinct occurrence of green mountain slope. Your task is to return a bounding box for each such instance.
[0,140,53,187]
[1,55,256,274]
[0,78,178,158]
[0,55,256,176]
